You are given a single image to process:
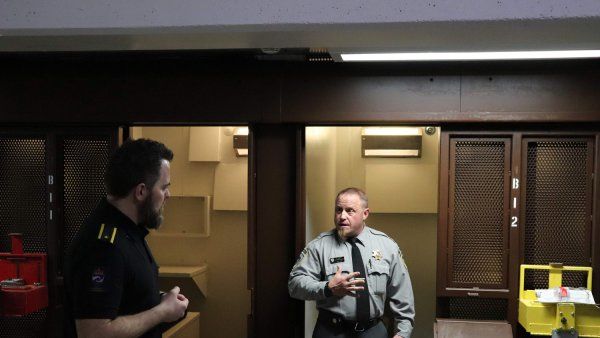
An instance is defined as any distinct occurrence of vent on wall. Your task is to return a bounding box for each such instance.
[308,48,334,62]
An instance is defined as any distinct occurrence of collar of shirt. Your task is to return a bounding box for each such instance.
[354,225,370,246]
[337,225,370,247]
[100,197,149,241]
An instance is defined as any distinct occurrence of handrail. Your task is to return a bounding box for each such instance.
[519,264,593,300]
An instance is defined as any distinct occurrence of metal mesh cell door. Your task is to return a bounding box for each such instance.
[58,133,116,259]
[51,131,117,338]
[437,137,512,322]
[0,135,48,338]
[522,138,594,290]
[447,138,511,290]
[446,297,509,320]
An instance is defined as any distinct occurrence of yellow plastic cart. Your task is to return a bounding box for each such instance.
[519,264,600,337]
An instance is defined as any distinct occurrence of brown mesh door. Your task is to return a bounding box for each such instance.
[0,135,48,338]
[447,138,511,289]
[59,134,114,259]
[446,297,508,321]
[522,138,594,289]
[53,132,116,337]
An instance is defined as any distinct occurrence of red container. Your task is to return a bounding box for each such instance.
[0,233,48,317]
[0,285,48,317]
[9,233,23,255]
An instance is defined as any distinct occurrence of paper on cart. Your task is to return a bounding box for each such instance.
[535,287,596,304]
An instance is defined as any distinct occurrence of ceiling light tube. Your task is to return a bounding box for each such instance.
[340,50,600,62]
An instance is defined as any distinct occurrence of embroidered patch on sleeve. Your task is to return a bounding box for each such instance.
[89,267,107,292]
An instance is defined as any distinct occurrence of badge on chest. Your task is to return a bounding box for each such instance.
[329,256,345,264]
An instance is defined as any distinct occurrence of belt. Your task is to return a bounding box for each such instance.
[317,310,380,332]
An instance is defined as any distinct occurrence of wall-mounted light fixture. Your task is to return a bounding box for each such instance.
[233,127,249,157]
[361,127,422,158]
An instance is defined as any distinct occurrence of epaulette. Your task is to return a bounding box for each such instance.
[97,223,118,244]
[316,229,336,239]
[306,229,337,247]
[369,227,401,251]
[368,227,390,238]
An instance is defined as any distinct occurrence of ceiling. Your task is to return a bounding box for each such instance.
[1,1,600,55]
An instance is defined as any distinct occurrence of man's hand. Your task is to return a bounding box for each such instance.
[75,286,189,338]
[158,286,189,322]
[393,335,404,338]
[327,265,365,297]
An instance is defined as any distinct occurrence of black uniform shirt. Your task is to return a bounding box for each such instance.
[64,198,161,338]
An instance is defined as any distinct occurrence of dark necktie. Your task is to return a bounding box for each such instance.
[349,237,370,323]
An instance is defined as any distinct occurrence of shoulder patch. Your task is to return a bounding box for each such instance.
[97,223,118,244]
[399,251,408,270]
[292,247,310,270]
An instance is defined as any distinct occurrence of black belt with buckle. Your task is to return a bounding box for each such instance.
[318,310,380,332]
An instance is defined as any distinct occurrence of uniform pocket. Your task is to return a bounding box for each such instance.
[367,261,390,296]
[325,264,353,281]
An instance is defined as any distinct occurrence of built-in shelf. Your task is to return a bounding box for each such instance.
[152,195,210,237]
[159,265,208,277]
[163,311,200,338]
[159,265,208,298]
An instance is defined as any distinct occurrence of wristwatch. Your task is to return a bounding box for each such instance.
[324,282,333,297]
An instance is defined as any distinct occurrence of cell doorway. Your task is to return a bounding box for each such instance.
[131,126,250,338]
[303,126,440,338]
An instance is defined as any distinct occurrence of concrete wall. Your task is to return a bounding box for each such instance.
[135,127,250,338]
[305,126,439,338]
[1,1,599,52]
[2,1,599,29]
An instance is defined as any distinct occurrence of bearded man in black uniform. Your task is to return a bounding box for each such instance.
[64,138,189,338]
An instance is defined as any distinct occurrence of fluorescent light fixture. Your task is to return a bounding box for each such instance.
[234,127,249,136]
[361,127,423,158]
[364,149,420,157]
[362,127,422,136]
[340,50,600,62]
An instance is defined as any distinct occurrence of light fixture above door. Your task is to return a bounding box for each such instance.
[361,127,422,158]
[233,127,249,157]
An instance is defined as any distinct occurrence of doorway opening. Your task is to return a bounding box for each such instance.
[304,126,440,338]
[131,126,250,338]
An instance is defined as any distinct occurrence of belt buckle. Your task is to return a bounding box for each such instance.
[354,322,365,332]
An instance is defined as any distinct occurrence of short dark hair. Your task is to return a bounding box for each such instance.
[335,187,368,209]
[105,139,174,198]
